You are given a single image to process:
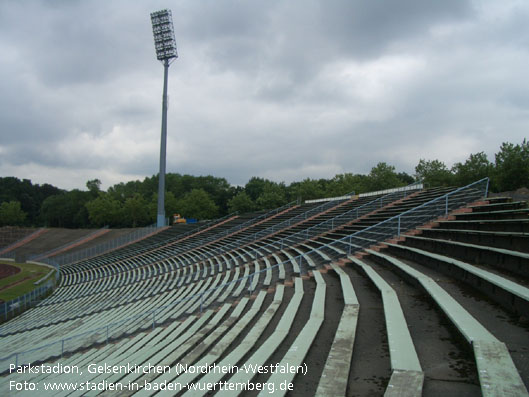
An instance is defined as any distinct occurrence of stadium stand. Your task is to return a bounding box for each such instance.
[1,178,528,396]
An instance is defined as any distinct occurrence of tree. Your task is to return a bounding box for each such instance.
[40,190,91,228]
[227,191,256,214]
[245,177,268,201]
[397,172,415,185]
[415,159,454,187]
[0,201,27,226]
[452,152,493,187]
[256,183,287,210]
[288,178,326,202]
[85,193,122,227]
[367,162,405,191]
[86,179,102,196]
[122,193,150,227]
[175,189,218,219]
[494,140,529,192]
[327,173,370,196]
[0,177,62,226]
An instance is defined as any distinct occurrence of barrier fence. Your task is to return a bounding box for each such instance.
[0,269,58,323]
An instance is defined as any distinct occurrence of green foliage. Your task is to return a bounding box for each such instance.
[494,140,529,192]
[415,159,454,187]
[397,172,415,185]
[86,179,101,196]
[227,191,256,214]
[452,152,493,187]
[245,177,268,201]
[288,178,327,202]
[367,162,405,191]
[256,183,287,210]
[328,173,370,196]
[175,189,218,219]
[40,190,90,228]
[3,140,528,227]
[0,177,62,225]
[148,191,180,225]
[0,201,27,226]
[85,192,122,227]
[122,193,150,227]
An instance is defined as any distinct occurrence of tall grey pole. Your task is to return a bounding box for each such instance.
[157,58,169,227]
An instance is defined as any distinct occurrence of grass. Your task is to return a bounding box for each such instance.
[0,261,54,302]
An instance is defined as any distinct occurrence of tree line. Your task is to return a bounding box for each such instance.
[0,140,527,228]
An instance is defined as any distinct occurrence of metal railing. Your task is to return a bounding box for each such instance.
[28,227,110,262]
[304,190,356,204]
[57,188,418,286]
[53,223,162,267]
[305,178,489,265]
[0,228,45,256]
[0,178,488,371]
[215,187,420,270]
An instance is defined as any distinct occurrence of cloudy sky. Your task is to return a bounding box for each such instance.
[0,0,528,190]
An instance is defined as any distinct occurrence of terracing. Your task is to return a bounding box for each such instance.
[1,178,528,396]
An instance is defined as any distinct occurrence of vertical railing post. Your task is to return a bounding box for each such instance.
[397,215,401,236]
[297,256,302,275]
[445,195,449,217]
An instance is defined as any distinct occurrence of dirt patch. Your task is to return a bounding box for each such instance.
[0,263,21,279]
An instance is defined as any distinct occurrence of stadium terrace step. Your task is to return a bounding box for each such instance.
[400,234,529,278]
[315,263,359,396]
[445,218,529,234]
[382,241,529,317]
[453,208,529,221]
[349,255,423,396]
[256,272,325,396]
[363,248,528,397]
[40,318,195,397]
[484,196,516,204]
[468,200,528,212]
[416,227,529,253]
[181,284,285,396]
[152,290,269,394]
[221,278,304,395]
[0,228,48,255]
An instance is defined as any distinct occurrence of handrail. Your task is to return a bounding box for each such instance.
[55,223,160,267]
[61,213,239,269]
[60,205,295,279]
[59,186,419,286]
[0,228,45,256]
[59,188,411,288]
[28,227,109,262]
[0,179,487,368]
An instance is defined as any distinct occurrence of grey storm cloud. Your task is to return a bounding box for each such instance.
[0,0,528,190]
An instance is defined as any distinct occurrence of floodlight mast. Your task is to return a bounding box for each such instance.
[151,9,178,227]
